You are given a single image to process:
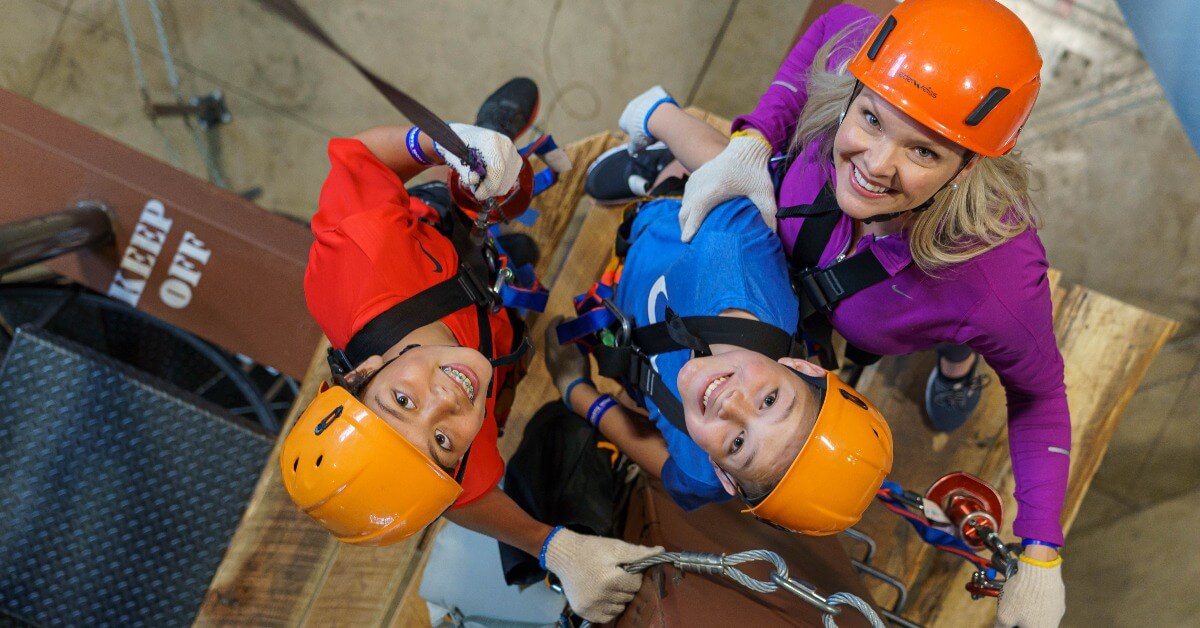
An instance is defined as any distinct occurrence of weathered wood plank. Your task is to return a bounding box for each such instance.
[195,342,338,626]
[508,133,625,280]
[918,286,1177,627]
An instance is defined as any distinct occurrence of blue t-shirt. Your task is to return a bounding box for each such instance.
[614,197,799,509]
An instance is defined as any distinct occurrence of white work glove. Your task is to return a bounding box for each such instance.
[617,85,678,155]
[678,133,776,242]
[994,554,1066,628]
[434,122,522,201]
[544,528,663,623]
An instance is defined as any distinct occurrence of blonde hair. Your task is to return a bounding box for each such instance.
[788,22,1040,273]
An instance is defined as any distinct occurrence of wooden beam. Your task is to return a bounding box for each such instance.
[915,285,1177,627]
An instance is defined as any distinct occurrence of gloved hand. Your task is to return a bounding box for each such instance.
[543,315,591,398]
[434,122,522,201]
[678,132,776,242]
[994,554,1066,628]
[544,528,664,623]
[617,85,678,155]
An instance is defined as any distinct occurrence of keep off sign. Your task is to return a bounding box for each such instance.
[0,89,320,379]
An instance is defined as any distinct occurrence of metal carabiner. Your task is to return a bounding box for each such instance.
[601,297,633,346]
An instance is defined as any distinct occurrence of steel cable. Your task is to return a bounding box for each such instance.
[589,549,887,628]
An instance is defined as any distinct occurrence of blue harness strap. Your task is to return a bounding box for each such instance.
[514,133,572,226]
[556,307,618,346]
[488,227,550,313]
[877,480,986,565]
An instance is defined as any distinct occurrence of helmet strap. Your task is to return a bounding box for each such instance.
[838,81,866,128]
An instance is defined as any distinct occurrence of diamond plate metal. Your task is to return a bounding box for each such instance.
[0,327,272,627]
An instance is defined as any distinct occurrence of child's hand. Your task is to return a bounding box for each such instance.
[618,85,678,155]
[543,528,663,623]
[543,316,591,400]
[436,123,522,201]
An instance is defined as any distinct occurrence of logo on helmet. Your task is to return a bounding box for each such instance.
[896,71,937,99]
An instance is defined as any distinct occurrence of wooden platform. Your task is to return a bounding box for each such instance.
[198,120,1176,627]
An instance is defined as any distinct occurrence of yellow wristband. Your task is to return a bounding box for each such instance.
[1018,553,1062,569]
[731,130,773,151]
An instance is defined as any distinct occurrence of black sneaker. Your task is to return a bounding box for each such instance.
[924,358,991,432]
[475,77,539,141]
[496,233,539,268]
[585,142,675,204]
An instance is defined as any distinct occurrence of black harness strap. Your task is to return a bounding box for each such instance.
[345,267,488,365]
[778,186,893,369]
[345,211,496,365]
[595,314,803,436]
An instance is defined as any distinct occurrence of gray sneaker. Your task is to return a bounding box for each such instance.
[924,360,991,432]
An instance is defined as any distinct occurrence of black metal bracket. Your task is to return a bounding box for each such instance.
[145,89,231,129]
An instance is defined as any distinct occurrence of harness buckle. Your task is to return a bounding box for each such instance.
[456,262,495,308]
[795,267,845,314]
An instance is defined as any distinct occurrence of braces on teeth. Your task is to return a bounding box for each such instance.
[441,366,475,400]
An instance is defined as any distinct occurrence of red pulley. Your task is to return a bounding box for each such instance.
[924,472,1004,551]
[447,155,535,227]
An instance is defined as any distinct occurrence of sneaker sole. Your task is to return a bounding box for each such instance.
[585,142,668,205]
[924,366,939,428]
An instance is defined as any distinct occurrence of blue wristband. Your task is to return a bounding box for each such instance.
[539,525,565,570]
[587,394,618,429]
[1021,538,1061,550]
[563,377,593,405]
[643,96,678,139]
[405,127,433,166]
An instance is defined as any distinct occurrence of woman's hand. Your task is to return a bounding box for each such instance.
[994,552,1065,628]
[677,130,776,242]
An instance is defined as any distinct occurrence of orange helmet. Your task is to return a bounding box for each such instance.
[746,371,893,535]
[280,384,462,545]
[846,0,1042,157]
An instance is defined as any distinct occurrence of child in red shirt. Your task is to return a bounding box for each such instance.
[288,80,661,624]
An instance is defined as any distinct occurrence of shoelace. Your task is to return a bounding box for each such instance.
[932,373,992,410]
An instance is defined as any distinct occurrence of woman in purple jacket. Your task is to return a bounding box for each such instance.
[605,1,1067,626]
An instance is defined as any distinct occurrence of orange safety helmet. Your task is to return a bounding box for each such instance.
[846,0,1042,157]
[280,383,462,545]
[745,371,893,535]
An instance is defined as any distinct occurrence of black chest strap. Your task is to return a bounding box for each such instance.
[778,186,891,369]
[594,311,803,436]
[343,211,515,367]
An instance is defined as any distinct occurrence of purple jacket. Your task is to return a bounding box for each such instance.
[732,4,1070,545]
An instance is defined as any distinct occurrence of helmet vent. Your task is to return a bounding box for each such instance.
[839,388,869,410]
[965,87,1011,126]
[293,458,299,472]
[866,15,897,61]
[316,455,324,467]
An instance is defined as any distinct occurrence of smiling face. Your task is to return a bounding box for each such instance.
[351,344,493,473]
[678,350,825,491]
[832,87,975,221]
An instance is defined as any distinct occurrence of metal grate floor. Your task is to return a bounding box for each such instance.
[0,327,272,627]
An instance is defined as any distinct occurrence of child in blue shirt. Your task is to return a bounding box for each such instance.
[546,194,833,510]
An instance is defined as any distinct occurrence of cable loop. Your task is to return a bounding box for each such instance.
[616,550,887,628]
